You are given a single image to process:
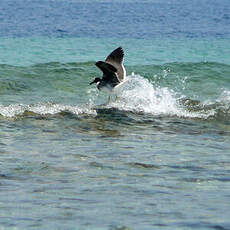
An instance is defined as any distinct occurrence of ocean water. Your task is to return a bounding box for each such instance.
[0,0,230,229]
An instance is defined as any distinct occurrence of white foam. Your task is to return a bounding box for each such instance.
[0,104,26,118]
[0,74,223,119]
[0,102,96,118]
[105,74,183,115]
[218,90,230,104]
[103,74,214,119]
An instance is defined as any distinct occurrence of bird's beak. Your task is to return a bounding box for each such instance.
[89,80,95,85]
[90,78,98,85]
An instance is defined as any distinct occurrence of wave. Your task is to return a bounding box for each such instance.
[0,102,96,118]
[103,73,230,121]
[0,61,230,121]
[0,73,230,122]
[1,61,229,79]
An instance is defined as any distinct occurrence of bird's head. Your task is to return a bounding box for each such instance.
[90,77,101,85]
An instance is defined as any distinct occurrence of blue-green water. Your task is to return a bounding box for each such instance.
[1,0,230,229]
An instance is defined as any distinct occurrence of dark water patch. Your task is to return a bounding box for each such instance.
[212,225,229,230]
[111,226,133,230]
[0,79,30,93]
[0,174,8,179]
[74,122,123,138]
[127,162,161,170]
[99,130,123,138]
[178,222,230,230]
[0,142,7,147]
[0,172,28,183]
[89,161,117,171]
[180,177,213,183]
[213,177,230,183]
[168,164,206,172]
[95,108,137,124]
[22,110,43,118]
[58,110,80,119]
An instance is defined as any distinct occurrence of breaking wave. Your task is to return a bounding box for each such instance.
[1,73,230,122]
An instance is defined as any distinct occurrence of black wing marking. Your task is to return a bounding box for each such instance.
[95,61,117,75]
[105,47,124,64]
[95,61,120,85]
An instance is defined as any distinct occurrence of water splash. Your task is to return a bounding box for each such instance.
[104,74,205,118]
[0,74,229,120]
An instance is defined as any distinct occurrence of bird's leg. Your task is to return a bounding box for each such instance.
[107,96,111,105]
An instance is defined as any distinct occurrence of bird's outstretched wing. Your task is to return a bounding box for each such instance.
[96,61,117,75]
[105,47,125,81]
[105,46,124,64]
[95,61,120,85]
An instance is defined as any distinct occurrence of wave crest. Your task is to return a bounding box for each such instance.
[0,102,96,118]
[1,73,230,121]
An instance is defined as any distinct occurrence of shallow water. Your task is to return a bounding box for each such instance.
[1,0,230,229]
[1,64,230,230]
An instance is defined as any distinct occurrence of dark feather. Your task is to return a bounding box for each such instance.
[105,47,124,64]
[95,61,117,75]
[95,61,120,87]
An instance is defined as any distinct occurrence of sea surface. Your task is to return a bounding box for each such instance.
[0,0,230,229]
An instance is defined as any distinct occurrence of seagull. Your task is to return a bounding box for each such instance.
[90,47,127,104]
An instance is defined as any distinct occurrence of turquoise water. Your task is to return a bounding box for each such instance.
[1,37,230,66]
[1,0,230,229]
